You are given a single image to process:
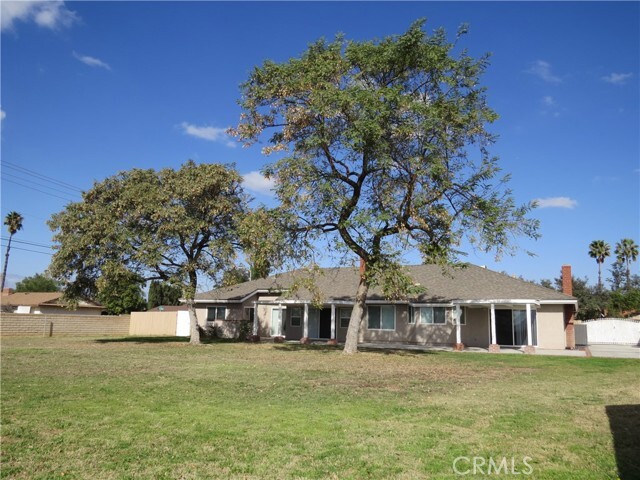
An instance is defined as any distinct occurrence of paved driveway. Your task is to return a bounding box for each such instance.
[588,344,640,359]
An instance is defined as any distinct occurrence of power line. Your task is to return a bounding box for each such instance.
[2,178,77,202]
[6,245,53,256]
[2,172,82,199]
[1,237,53,249]
[1,160,84,193]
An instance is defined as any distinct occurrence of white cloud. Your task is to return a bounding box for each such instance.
[533,197,578,209]
[0,109,5,121]
[242,171,275,196]
[73,51,111,70]
[526,60,562,83]
[602,72,633,86]
[542,96,555,107]
[1,1,78,32]
[180,122,236,147]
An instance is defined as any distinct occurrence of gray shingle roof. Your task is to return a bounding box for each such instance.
[195,264,575,304]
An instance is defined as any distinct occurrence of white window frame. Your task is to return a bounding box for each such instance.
[339,307,351,328]
[207,306,226,322]
[290,307,302,327]
[418,306,447,325]
[367,305,396,331]
[458,307,466,325]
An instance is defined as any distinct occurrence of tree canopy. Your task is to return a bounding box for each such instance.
[15,273,60,293]
[2,211,24,292]
[233,20,539,353]
[48,160,247,343]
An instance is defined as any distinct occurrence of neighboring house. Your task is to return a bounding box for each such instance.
[192,264,578,351]
[1,292,105,316]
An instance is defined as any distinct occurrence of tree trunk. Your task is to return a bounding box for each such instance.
[1,234,12,292]
[597,262,602,292]
[343,275,369,354]
[188,298,201,345]
[186,272,201,345]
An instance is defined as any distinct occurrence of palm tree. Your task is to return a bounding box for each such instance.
[614,238,639,290]
[588,240,610,292]
[1,211,24,292]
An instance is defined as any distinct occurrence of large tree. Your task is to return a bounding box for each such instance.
[15,273,60,292]
[614,238,639,290]
[233,20,539,353]
[588,240,610,292]
[49,161,246,344]
[2,211,24,292]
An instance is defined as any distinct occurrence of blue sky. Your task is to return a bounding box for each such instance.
[1,1,638,291]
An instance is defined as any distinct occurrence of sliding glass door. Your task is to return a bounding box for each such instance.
[495,309,537,346]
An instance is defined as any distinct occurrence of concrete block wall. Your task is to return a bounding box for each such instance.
[0,313,130,337]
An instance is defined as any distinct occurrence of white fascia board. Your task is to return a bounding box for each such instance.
[410,302,455,307]
[539,299,578,305]
[188,289,282,305]
[453,299,542,306]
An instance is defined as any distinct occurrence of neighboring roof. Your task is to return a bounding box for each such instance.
[1,292,104,308]
[148,305,189,312]
[194,264,576,304]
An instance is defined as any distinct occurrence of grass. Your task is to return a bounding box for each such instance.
[1,337,639,479]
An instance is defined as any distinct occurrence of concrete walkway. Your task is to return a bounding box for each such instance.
[586,344,640,359]
[358,343,588,357]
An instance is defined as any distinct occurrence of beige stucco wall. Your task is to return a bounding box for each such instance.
[359,305,457,345]
[536,304,566,349]
[461,307,490,348]
[195,301,254,338]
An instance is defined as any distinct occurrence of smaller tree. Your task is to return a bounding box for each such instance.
[15,273,60,292]
[614,238,639,290]
[220,266,250,287]
[96,267,146,315]
[608,261,640,291]
[147,281,182,309]
[237,207,304,280]
[588,240,610,292]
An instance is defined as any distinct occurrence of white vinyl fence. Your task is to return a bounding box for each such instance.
[575,318,640,346]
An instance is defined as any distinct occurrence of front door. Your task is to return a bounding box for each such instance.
[319,308,332,339]
[495,309,514,345]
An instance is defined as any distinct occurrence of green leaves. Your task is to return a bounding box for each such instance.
[233,19,539,297]
[48,161,247,305]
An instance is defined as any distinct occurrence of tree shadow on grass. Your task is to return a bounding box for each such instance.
[94,336,245,345]
[272,343,439,356]
[273,343,342,353]
[94,336,190,344]
[606,404,640,479]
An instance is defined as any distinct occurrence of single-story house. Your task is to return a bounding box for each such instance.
[0,292,105,316]
[192,264,578,351]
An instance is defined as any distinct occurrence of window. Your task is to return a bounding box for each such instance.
[408,306,415,324]
[419,307,446,325]
[458,307,466,325]
[207,306,226,322]
[290,307,301,327]
[339,307,352,328]
[367,305,395,330]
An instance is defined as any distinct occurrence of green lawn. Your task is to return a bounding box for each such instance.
[1,337,638,479]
